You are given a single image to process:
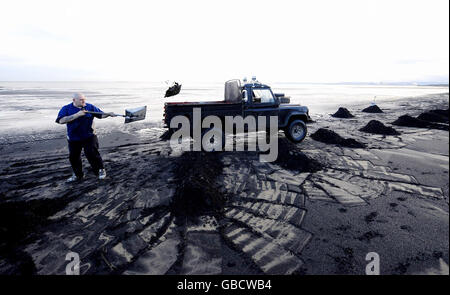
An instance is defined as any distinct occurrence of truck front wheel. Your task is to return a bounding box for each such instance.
[285,120,307,143]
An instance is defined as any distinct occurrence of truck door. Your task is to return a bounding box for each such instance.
[244,87,279,130]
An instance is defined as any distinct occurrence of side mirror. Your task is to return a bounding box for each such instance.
[280,96,290,104]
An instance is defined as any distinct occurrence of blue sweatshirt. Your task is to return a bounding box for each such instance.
[56,103,103,141]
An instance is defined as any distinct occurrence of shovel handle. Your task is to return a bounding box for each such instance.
[84,111,124,117]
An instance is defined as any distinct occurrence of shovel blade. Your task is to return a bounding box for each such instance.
[125,106,147,123]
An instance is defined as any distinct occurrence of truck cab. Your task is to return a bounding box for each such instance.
[225,79,311,136]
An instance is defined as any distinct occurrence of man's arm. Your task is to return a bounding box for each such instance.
[99,112,117,119]
[57,110,86,124]
[90,104,116,119]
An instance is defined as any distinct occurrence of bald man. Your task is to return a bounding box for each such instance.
[56,93,116,182]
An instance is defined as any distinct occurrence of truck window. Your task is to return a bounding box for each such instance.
[252,89,275,104]
[242,90,248,102]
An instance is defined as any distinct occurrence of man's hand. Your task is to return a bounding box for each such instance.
[76,110,87,117]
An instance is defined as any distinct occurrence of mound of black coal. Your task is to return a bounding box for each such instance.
[359,120,400,135]
[362,105,383,113]
[171,152,226,218]
[332,107,354,118]
[392,115,449,131]
[310,128,365,148]
[430,109,449,118]
[417,111,449,123]
[392,115,429,128]
[274,138,322,173]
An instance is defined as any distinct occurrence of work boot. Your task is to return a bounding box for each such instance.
[98,169,107,180]
[66,173,82,183]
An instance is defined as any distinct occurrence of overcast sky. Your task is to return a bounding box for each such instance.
[0,0,448,83]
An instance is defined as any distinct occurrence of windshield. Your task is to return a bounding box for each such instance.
[252,88,274,103]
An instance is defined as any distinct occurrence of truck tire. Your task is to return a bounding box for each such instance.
[201,127,225,152]
[285,119,307,143]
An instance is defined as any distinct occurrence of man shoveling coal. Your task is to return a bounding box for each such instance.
[56,93,116,182]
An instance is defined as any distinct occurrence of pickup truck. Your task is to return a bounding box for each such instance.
[163,79,311,143]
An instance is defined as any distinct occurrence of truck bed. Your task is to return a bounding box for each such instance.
[164,100,243,127]
[165,100,237,106]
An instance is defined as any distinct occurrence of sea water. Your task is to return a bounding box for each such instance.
[0,81,447,144]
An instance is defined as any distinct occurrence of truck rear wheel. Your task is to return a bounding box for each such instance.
[285,119,307,143]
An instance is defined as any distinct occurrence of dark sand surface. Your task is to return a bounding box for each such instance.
[0,93,448,275]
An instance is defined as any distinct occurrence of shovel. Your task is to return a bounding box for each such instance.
[84,106,147,123]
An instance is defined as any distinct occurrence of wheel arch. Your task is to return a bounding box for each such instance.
[282,112,308,128]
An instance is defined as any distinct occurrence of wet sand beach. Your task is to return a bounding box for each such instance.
[0,93,448,275]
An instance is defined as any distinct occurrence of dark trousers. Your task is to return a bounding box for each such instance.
[68,135,104,178]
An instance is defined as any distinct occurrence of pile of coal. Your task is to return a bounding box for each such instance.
[359,120,400,135]
[361,105,383,113]
[417,110,449,123]
[332,107,355,118]
[170,152,226,218]
[392,115,449,131]
[275,138,322,173]
[392,115,430,128]
[430,109,449,118]
[310,128,365,148]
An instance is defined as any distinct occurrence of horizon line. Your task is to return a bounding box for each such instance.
[0,80,448,86]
